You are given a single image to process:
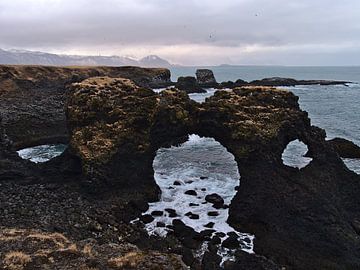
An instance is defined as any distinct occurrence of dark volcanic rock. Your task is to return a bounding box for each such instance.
[165,208,178,217]
[327,137,360,158]
[140,214,154,224]
[222,235,239,249]
[151,210,163,217]
[0,65,172,149]
[218,79,248,89]
[223,251,281,270]
[175,76,206,93]
[249,77,350,87]
[205,193,224,208]
[66,77,196,194]
[185,212,200,219]
[195,69,218,88]
[184,190,197,196]
[2,67,360,270]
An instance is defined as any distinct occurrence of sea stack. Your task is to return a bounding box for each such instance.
[195,69,218,88]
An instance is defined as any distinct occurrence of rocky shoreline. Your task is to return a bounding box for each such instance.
[1,65,360,269]
[175,69,352,94]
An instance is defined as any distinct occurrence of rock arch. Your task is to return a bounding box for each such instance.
[64,77,360,269]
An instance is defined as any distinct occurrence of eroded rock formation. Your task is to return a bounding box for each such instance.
[0,65,171,149]
[1,70,360,269]
[66,77,196,197]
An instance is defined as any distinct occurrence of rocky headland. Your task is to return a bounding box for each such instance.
[1,65,360,269]
[173,69,351,94]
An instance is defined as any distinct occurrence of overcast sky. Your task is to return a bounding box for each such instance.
[1,0,360,65]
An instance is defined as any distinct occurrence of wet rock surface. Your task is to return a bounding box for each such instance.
[1,69,360,269]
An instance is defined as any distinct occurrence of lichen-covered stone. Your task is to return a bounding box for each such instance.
[66,77,196,192]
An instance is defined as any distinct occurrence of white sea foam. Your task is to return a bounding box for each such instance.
[17,144,67,163]
[282,140,312,169]
[138,134,254,262]
[343,158,360,175]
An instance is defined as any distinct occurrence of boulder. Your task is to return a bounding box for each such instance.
[195,69,218,88]
[327,137,360,158]
[175,76,206,93]
[205,193,224,208]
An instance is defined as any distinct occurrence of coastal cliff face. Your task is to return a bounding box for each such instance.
[1,70,360,269]
[0,65,171,149]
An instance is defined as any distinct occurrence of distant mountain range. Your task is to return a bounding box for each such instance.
[0,48,172,67]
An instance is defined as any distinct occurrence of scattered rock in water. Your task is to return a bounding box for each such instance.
[201,188,206,191]
[172,219,197,238]
[204,222,215,228]
[210,236,222,245]
[157,222,166,227]
[173,181,182,186]
[222,235,240,249]
[216,232,226,238]
[165,208,177,217]
[205,193,225,208]
[200,229,216,239]
[140,214,154,224]
[185,180,194,184]
[189,203,199,207]
[200,176,208,180]
[185,212,200,220]
[185,190,197,196]
[208,211,219,217]
[151,210,163,217]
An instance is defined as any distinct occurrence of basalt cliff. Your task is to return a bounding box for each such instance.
[0,65,360,270]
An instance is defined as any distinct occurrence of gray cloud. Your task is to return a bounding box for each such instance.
[0,0,360,65]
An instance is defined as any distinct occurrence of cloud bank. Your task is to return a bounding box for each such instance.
[0,0,359,65]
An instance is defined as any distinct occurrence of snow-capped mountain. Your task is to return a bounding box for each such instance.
[0,48,172,67]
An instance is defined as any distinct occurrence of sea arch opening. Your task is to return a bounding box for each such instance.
[139,134,254,261]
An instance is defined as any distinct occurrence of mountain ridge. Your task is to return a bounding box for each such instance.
[0,48,172,67]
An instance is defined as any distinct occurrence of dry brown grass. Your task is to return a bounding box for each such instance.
[26,232,70,248]
[107,252,145,269]
[82,243,96,258]
[3,251,32,270]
